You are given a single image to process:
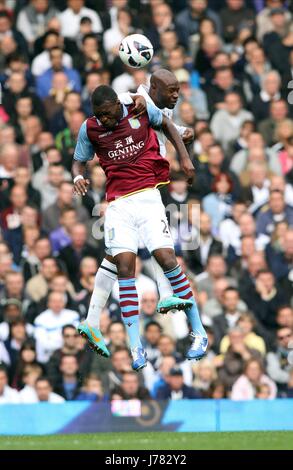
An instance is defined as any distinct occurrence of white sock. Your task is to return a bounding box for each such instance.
[86,258,117,329]
[150,256,173,301]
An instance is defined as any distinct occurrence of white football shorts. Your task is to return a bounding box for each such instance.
[104,188,174,257]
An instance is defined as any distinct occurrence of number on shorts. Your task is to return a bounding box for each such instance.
[161,219,169,234]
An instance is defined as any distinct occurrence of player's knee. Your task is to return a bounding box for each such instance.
[117,266,134,278]
[153,248,177,272]
[115,253,136,278]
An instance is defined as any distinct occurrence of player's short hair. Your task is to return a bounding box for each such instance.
[91,85,118,108]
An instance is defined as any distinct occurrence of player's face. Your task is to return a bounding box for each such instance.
[95,100,122,129]
[158,82,180,109]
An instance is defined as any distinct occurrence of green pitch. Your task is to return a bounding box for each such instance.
[0,431,293,450]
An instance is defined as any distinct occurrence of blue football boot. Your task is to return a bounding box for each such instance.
[186,331,208,361]
[131,347,147,371]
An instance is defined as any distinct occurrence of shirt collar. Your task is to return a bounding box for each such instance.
[96,103,128,126]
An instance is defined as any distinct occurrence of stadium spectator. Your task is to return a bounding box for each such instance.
[211,92,254,153]
[212,288,245,350]
[36,46,81,99]
[18,364,43,402]
[220,312,266,356]
[55,111,86,171]
[52,354,81,400]
[112,371,151,400]
[76,373,106,401]
[204,66,244,115]
[11,339,41,390]
[47,324,91,387]
[184,212,223,274]
[244,269,287,333]
[49,207,76,256]
[146,3,186,52]
[256,190,293,236]
[259,99,289,146]
[267,326,293,393]
[219,0,254,44]
[25,256,59,302]
[33,376,65,403]
[59,0,103,39]
[42,182,89,233]
[34,290,79,362]
[231,358,277,400]
[142,321,162,367]
[230,132,282,177]
[196,254,234,300]
[0,364,19,403]
[16,0,58,46]
[155,366,202,400]
[58,223,99,289]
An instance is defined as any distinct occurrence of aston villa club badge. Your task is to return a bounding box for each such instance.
[128,118,141,129]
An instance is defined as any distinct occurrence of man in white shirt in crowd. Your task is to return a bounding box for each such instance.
[59,0,103,39]
[34,291,79,363]
[0,365,19,404]
[31,30,73,77]
[35,377,65,403]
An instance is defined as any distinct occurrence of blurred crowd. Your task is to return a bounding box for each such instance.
[0,0,293,405]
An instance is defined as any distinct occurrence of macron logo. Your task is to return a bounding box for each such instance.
[99,131,113,138]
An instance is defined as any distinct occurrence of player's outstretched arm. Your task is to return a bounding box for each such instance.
[72,160,90,196]
[72,119,95,196]
[161,116,195,185]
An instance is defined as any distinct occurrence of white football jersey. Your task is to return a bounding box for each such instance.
[119,84,186,157]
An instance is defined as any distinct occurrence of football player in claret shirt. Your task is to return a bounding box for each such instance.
[72,84,207,371]
[76,70,195,330]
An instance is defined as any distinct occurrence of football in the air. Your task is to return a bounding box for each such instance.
[119,34,154,68]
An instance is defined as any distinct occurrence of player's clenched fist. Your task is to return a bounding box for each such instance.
[182,128,194,145]
[132,95,147,118]
[73,176,90,196]
[181,159,196,185]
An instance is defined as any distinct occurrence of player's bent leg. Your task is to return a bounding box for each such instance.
[153,248,208,361]
[152,249,193,313]
[77,255,117,358]
[150,256,192,314]
[115,252,147,372]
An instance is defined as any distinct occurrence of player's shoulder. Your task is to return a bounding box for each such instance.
[162,108,173,119]
[84,115,100,133]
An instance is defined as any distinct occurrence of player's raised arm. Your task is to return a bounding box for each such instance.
[146,102,195,184]
[72,120,95,196]
[118,92,147,118]
[161,116,195,185]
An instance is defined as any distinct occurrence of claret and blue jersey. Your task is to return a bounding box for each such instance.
[73,102,170,202]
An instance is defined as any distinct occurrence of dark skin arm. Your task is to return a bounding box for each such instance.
[161,116,195,185]
[131,95,147,117]
[72,160,90,196]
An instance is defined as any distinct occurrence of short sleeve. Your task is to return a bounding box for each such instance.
[146,102,163,128]
[118,92,134,105]
[73,121,95,162]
